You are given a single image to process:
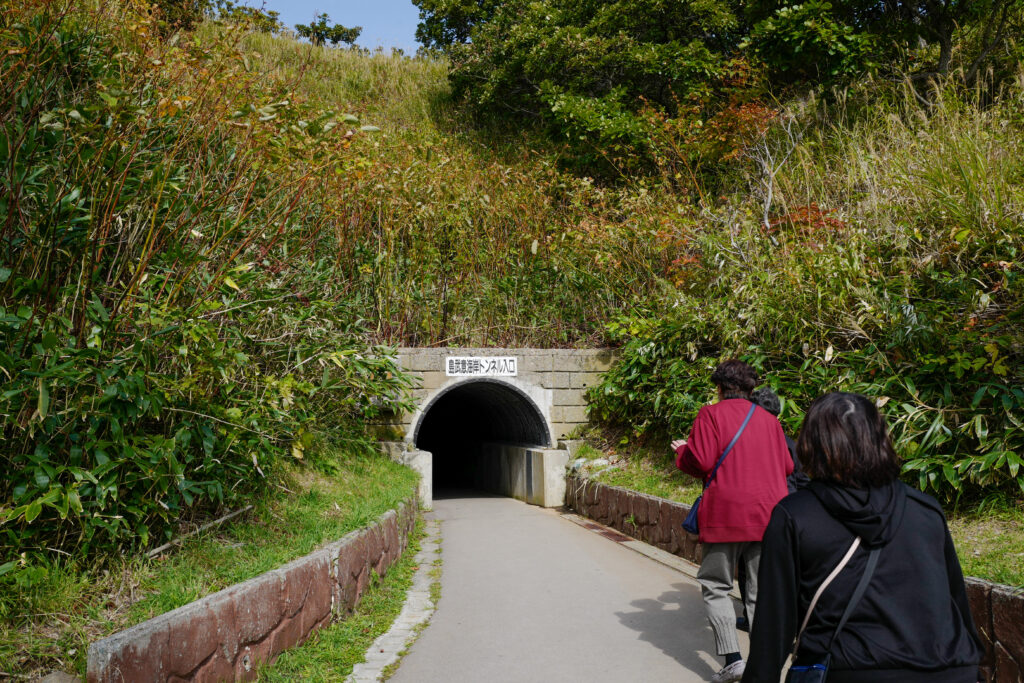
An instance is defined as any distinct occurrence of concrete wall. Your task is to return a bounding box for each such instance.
[382,348,616,445]
[87,500,417,683]
[381,442,432,511]
[965,577,1024,682]
[564,475,702,564]
[474,443,569,508]
[565,475,1024,683]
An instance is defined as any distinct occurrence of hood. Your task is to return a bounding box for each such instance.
[808,479,908,547]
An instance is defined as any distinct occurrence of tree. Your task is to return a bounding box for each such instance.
[743,1,876,85]
[215,0,284,34]
[746,0,1024,83]
[412,0,501,49]
[295,13,362,47]
[423,0,748,175]
[153,0,209,33]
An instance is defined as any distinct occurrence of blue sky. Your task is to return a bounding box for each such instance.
[260,0,422,53]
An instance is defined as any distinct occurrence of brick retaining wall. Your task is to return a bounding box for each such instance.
[565,475,1024,682]
[87,499,417,683]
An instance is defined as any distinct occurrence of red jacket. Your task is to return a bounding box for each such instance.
[675,398,793,543]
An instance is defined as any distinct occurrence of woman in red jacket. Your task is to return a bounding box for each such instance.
[673,360,793,683]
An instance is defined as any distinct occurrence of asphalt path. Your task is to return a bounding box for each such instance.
[389,492,744,682]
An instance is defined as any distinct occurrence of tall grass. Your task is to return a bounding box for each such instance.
[237,31,672,346]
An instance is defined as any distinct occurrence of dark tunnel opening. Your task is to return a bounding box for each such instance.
[414,380,551,493]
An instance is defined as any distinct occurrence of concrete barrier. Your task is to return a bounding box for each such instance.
[564,474,1024,682]
[87,499,417,682]
[475,443,569,508]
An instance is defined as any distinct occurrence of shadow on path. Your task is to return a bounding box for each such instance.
[615,582,723,680]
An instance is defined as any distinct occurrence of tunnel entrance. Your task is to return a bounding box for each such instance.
[413,379,551,493]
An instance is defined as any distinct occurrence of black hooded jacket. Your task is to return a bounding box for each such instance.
[742,480,982,683]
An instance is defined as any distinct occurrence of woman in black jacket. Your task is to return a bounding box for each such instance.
[743,392,982,683]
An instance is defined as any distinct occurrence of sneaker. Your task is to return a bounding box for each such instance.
[710,659,746,683]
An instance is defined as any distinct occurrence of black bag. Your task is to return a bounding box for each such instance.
[785,542,881,683]
[681,402,756,535]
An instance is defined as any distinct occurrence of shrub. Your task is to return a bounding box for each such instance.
[0,3,413,562]
[590,75,1024,501]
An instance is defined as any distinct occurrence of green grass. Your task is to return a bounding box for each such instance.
[258,521,427,682]
[594,452,702,506]
[0,447,418,679]
[949,499,1024,589]
[577,427,702,505]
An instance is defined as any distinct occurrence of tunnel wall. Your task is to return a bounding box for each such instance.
[473,443,569,507]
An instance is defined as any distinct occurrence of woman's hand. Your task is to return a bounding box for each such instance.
[671,439,687,452]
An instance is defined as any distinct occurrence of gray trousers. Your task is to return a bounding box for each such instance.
[696,541,761,655]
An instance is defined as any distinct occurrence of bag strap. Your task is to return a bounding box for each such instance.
[704,402,756,490]
[790,538,882,658]
[829,545,881,649]
[791,536,859,656]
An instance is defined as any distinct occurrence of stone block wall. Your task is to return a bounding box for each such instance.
[966,577,1024,682]
[87,500,417,683]
[388,348,616,444]
[565,475,1024,682]
[565,475,702,565]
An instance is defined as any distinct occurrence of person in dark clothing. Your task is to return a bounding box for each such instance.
[736,387,809,633]
[749,387,809,494]
[742,392,982,683]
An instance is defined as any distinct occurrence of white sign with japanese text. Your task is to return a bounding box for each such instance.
[445,356,518,377]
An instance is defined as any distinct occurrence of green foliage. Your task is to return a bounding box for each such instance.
[0,4,413,560]
[152,0,208,32]
[589,76,1024,502]
[744,2,876,84]
[422,0,1024,175]
[214,1,283,33]
[295,12,362,47]
[413,0,500,50]
[432,0,747,177]
[747,0,1024,79]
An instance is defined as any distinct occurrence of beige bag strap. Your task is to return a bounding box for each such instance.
[791,536,861,658]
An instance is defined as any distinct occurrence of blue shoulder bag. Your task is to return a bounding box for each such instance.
[681,402,756,535]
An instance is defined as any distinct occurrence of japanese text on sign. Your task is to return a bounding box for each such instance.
[445,356,518,377]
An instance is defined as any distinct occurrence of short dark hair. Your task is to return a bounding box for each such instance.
[710,360,758,399]
[751,387,781,416]
[797,392,901,488]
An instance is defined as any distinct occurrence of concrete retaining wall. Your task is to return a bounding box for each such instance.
[965,577,1024,682]
[564,475,1024,683]
[87,499,418,683]
[475,443,569,507]
[380,442,433,510]
[564,475,703,564]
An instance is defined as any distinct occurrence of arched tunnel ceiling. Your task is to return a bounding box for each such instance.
[414,380,551,450]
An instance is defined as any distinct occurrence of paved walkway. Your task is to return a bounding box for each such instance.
[389,493,745,682]
[347,519,442,682]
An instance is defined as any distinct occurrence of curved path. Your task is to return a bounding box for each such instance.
[389,493,745,682]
